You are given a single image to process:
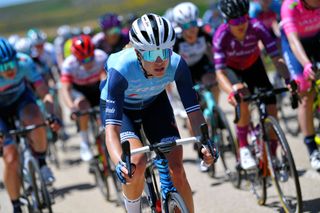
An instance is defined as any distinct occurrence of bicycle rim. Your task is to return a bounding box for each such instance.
[216,106,240,185]
[164,192,189,213]
[264,116,302,213]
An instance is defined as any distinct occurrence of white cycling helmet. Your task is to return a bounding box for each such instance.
[14,37,32,55]
[173,2,199,25]
[129,13,176,51]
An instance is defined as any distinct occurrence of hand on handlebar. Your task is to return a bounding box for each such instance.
[303,62,315,81]
[45,114,61,132]
[115,161,136,184]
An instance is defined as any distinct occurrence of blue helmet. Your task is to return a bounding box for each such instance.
[0,37,16,64]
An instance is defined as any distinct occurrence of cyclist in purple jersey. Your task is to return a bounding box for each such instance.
[0,38,60,213]
[100,13,217,213]
[214,0,291,170]
[281,0,320,170]
[92,13,129,55]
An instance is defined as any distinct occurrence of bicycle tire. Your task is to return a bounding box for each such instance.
[28,159,42,213]
[29,159,53,213]
[215,106,239,184]
[246,127,267,205]
[263,116,302,213]
[164,192,189,213]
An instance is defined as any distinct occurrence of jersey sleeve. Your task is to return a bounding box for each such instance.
[254,21,279,57]
[280,0,298,36]
[101,68,128,126]
[60,58,74,83]
[21,55,43,87]
[213,28,227,70]
[174,58,201,114]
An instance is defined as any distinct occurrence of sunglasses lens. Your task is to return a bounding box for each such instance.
[82,56,93,63]
[181,20,198,30]
[0,61,16,72]
[142,49,172,62]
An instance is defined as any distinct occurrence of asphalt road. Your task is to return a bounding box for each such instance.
[1,92,320,213]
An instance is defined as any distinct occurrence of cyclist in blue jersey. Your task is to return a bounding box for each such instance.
[100,13,217,213]
[0,38,60,213]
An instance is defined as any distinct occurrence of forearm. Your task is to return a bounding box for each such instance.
[216,70,233,94]
[36,82,54,115]
[187,110,207,136]
[287,33,310,67]
[61,83,75,109]
[105,125,123,165]
[272,56,291,80]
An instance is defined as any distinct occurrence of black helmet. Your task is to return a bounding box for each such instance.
[219,0,249,20]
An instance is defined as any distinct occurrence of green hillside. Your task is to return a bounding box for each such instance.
[0,0,211,37]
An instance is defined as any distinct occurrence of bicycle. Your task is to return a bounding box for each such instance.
[4,120,54,213]
[233,87,302,213]
[72,107,123,206]
[273,73,300,136]
[193,83,238,179]
[122,123,218,213]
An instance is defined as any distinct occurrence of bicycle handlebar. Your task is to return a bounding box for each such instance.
[122,123,216,177]
[71,106,100,118]
[233,87,296,123]
[8,123,47,136]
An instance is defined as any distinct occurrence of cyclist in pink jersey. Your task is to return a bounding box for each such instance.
[214,0,291,170]
[60,35,107,161]
[281,0,320,170]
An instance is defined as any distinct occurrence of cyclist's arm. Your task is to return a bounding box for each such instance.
[213,35,234,94]
[24,56,55,114]
[286,32,310,67]
[174,58,206,136]
[61,81,75,109]
[255,21,290,80]
[101,68,128,165]
[216,69,234,94]
[271,56,291,80]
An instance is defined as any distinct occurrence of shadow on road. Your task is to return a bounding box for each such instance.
[53,183,96,199]
[302,197,320,213]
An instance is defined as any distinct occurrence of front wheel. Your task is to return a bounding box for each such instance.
[164,192,189,213]
[264,116,302,213]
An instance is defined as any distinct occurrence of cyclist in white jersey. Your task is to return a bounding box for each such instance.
[61,35,107,161]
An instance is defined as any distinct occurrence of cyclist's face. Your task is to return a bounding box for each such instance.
[182,26,199,44]
[229,17,249,40]
[0,67,17,79]
[137,51,170,78]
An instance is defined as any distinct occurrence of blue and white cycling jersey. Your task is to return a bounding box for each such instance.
[100,48,200,126]
[0,53,43,107]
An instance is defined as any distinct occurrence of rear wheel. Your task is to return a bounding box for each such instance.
[264,116,302,213]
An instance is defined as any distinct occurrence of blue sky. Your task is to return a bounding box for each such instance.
[0,0,42,8]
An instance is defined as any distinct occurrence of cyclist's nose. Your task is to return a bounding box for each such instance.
[155,56,164,63]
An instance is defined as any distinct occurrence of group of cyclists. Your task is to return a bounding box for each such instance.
[0,0,320,212]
